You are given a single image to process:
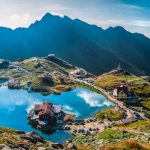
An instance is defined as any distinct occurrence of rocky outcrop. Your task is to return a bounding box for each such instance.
[66,143,77,149]
[0,60,9,69]
[0,126,78,150]
[51,143,64,149]
[46,54,75,70]
[20,131,44,143]
[8,79,21,89]
[0,55,79,95]
[0,127,74,150]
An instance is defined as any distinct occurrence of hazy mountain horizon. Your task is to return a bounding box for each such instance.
[1,12,149,39]
[0,12,150,76]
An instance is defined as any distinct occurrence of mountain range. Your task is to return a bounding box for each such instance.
[0,13,150,75]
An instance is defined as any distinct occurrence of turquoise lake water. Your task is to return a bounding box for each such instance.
[0,86,114,143]
[0,78,8,84]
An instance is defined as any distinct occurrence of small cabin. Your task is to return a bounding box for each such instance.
[113,85,132,100]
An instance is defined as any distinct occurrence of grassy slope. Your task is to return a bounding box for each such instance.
[117,120,150,133]
[94,71,150,114]
[95,73,135,89]
[100,120,150,150]
[100,140,150,150]
[73,123,150,150]
[95,108,124,121]
[94,72,150,98]
[73,129,135,150]
[0,57,76,94]
[76,82,107,96]
[0,127,50,149]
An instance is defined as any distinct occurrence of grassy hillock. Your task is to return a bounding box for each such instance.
[0,127,18,135]
[73,129,135,150]
[100,140,150,150]
[97,129,134,143]
[94,70,150,115]
[0,56,77,94]
[117,120,150,133]
[141,98,150,115]
[14,57,70,75]
[73,126,150,150]
[0,127,50,149]
[94,71,150,99]
[95,73,136,89]
[76,82,107,97]
[95,108,125,121]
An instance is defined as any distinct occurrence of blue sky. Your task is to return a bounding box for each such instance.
[0,0,150,37]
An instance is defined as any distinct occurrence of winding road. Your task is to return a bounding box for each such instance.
[72,78,148,121]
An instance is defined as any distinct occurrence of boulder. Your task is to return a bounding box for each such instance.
[67,143,76,149]
[122,130,128,134]
[0,60,9,69]
[27,131,44,143]
[6,142,18,149]
[20,131,44,143]
[15,130,26,134]
[51,143,64,149]
[20,134,36,143]
[17,143,29,149]
[8,79,20,89]
[0,144,5,149]
[38,147,45,150]
[1,145,12,150]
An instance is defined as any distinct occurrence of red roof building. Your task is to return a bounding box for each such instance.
[34,102,61,120]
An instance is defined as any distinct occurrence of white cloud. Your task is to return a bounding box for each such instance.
[0,13,34,29]
[9,13,32,29]
[120,4,142,10]
[0,0,149,37]
[130,20,150,27]
[26,99,42,114]
[62,105,73,111]
[0,86,42,112]
[77,90,113,107]
[62,105,80,118]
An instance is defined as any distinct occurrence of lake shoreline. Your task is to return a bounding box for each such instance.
[0,85,113,143]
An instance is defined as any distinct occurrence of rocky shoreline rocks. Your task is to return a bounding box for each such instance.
[0,127,78,150]
[0,56,77,95]
[0,55,92,96]
[0,128,53,150]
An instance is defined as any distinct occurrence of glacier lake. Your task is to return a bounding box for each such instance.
[0,85,114,143]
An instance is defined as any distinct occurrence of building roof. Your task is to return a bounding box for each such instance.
[113,85,129,96]
[34,101,61,118]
